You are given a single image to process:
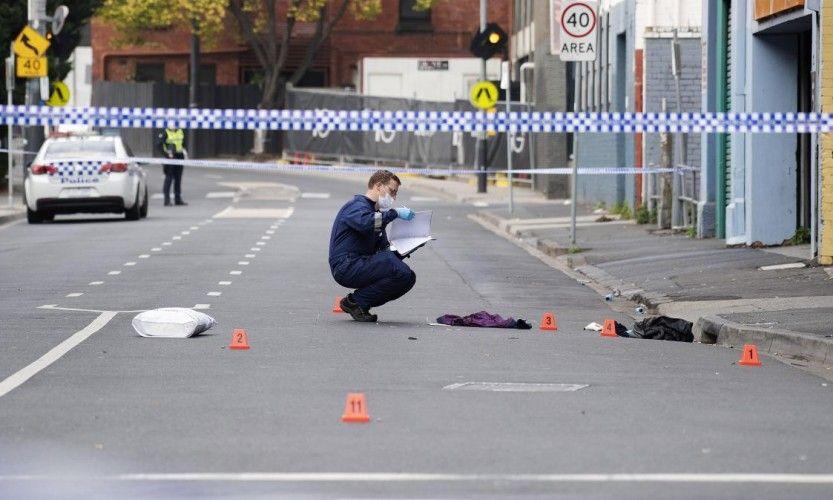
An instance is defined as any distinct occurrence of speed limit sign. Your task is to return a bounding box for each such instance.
[559,1,598,62]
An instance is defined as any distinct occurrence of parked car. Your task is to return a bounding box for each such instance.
[24,135,148,223]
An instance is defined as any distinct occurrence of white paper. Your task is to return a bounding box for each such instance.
[387,211,435,257]
[132,308,216,338]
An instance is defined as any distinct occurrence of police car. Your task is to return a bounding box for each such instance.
[24,135,149,223]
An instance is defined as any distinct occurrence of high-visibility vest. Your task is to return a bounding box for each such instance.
[164,128,184,153]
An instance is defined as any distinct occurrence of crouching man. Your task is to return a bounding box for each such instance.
[329,170,416,322]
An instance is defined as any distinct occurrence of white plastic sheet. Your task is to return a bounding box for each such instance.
[132,308,216,338]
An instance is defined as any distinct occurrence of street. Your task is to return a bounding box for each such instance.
[1,166,833,498]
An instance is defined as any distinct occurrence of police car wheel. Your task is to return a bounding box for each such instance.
[139,186,149,218]
[125,188,142,221]
[27,207,44,224]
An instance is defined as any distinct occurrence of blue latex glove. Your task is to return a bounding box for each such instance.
[395,207,415,221]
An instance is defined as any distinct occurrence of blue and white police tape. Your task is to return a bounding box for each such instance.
[2,105,832,133]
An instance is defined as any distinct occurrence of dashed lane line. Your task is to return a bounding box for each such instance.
[207,292,221,297]
[65,293,83,298]
[89,281,104,286]
[229,271,242,275]
[139,254,150,259]
[107,271,121,276]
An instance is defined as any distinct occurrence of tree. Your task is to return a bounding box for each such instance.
[97,0,229,157]
[228,0,437,110]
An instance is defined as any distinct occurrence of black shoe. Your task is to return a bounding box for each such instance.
[339,295,377,322]
[164,200,172,206]
[175,200,188,206]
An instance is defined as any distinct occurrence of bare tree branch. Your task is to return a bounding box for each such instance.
[289,0,351,86]
[228,0,269,70]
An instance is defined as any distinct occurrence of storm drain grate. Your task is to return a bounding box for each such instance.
[443,382,589,392]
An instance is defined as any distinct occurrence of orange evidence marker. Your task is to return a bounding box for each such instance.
[738,344,762,366]
[332,297,344,313]
[601,319,618,337]
[341,393,371,423]
[540,312,557,331]
[229,328,250,350]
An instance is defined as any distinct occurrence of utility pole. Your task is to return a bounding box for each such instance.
[476,0,488,193]
[5,48,13,206]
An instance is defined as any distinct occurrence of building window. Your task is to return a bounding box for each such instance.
[397,0,432,33]
[134,63,165,83]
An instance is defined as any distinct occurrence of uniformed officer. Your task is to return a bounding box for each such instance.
[329,170,416,322]
[157,126,188,206]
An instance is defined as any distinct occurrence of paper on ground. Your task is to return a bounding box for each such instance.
[584,322,603,332]
[132,308,216,338]
[387,211,435,257]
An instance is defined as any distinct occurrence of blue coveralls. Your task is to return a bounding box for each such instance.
[329,195,417,310]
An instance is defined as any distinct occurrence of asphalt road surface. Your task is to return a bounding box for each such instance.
[1,166,833,499]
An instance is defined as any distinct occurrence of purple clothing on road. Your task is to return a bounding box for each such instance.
[437,311,532,329]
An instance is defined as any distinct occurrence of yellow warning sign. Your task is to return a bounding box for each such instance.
[13,26,50,58]
[16,56,47,78]
[46,82,70,106]
[469,81,498,110]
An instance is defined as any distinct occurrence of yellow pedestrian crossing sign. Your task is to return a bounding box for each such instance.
[470,81,498,110]
[46,81,70,106]
[13,26,50,58]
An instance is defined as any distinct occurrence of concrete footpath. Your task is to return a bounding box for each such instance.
[0,194,25,225]
[405,175,833,372]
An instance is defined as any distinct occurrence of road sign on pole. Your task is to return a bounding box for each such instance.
[559,1,598,62]
[46,81,69,106]
[51,5,69,35]
[13,26,50,58]
[15,56,47,78]
[470,81,499,110]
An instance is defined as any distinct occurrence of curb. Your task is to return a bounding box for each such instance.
[696,315,833,367]
[0,209,25,225]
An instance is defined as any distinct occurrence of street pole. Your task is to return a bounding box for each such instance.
[6,46,13,207]
[188,30,199,159]
[502,61,513,215]
[671,29,685,228]
[569,60,577,247]
[476,0,488,193]
[24,0,46,165]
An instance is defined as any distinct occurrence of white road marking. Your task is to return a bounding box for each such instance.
[151,248,162,252]
[172,236,182,240]
[245,254,255,258]
[230,270,242,275]
[4,473,833,485]
[0,311,117,399]
[193,304,211,310]
[250,247,261,252]
[759,263,806,271]
[65,293,83,298]
[301,192,331,199]
[266,230,275,235]
[107,271,121,275]
[138,254,150,259]
[162,242,172,246]
[207,291,221,297]
[89,281,104,286]
[124,262,136,266]
[256,242,266,246]
[150,193,164,200]
[443,382,589,392]
[181,231,191,235]
[261,236,271,240]
[213,207,294,219]
[238,261,249,265]
[190,226,199,230]
[206,191,236,199]
[218,281,232,286]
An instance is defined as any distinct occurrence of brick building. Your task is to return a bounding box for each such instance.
[92,0,511,89]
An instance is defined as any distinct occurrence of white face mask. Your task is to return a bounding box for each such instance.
[378,193,394,210]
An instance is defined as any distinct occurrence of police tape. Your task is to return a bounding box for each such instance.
[1,105,832,133]
[0,147,695,176]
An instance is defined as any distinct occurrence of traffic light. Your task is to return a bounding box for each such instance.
[469,23,508,60]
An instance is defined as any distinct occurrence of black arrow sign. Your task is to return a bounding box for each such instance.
[475,87,493,102]
[20,34,39,56]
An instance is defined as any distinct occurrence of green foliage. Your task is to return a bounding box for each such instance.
[635,204,650,225]
[568,245,583,254]
[791,227,811,245]
[686,226,697,238]
[98,0,228,46]
[610,202,632,220]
